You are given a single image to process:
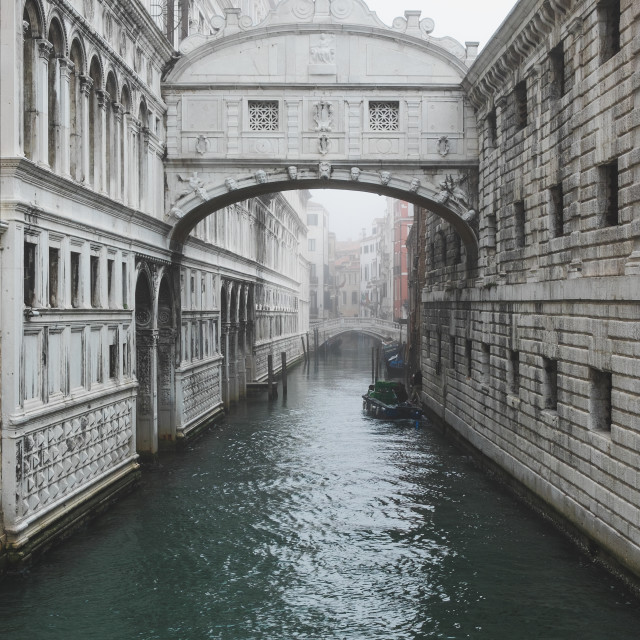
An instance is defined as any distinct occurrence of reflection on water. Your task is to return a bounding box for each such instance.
[1,336,639,639]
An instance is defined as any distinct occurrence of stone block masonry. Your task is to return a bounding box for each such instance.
[418,0,640,585]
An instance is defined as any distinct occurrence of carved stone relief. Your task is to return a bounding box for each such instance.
[313,101,334,132]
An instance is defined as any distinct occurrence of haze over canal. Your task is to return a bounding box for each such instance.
[1,336,639,639]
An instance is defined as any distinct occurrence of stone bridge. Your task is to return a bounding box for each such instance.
[162,0,481,271]
[311,317,405,346]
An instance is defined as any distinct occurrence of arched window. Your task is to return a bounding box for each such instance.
[22,1,43,160]
[88,56,102,189]
[69,39,84,182]
[47,19,65,171]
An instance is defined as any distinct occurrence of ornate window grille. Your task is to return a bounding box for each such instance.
[369,101,399,131]
[248,100,279,131]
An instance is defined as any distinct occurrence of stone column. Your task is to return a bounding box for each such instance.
[225,99,241,156]
[140,127,151,212]
[112,102,123,201]
[285,99,301,158]
[96,89,108,194]
[128,118,140,207]
[36,39,53,166]
[79,75,92,185]
[346,99,363,158]
[58,57,73,178]
[406,99,421,157]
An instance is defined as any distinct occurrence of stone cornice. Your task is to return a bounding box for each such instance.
[0,157,171,240]
[462,0,575,112]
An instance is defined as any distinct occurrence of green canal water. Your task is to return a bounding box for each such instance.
[1,336,639,639]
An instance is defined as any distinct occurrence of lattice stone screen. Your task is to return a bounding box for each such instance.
[248,100,279,131]
[369,101,400,131]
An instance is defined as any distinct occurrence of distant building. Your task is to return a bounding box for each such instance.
[392,200,413,321]
[334,241,361,317]
[305,201,330,319]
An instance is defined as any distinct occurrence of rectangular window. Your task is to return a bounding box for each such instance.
[481,342,490,384]
[351,291,357,304]
[24,241,37,306]
[486,108,497,147]
[425,329,431,360]
[435,331,442,375]
[71,251,80,308]
[307,213,318,226]
[449,336,456,370]
[514,200,526,248]
[109,343,118,379]
[48,247,59,307]
[514,81,527,131]
[90,328,102,384]
[550,42,565,99]
[248,100,279,131]
[590,368,612,431]
[369,101,399,131]
[342,291,346,305]
[122,262,128,308]
[509,350,520,394]
[70,329,84,389]
[550,183,565,238]
[542,357,558,411]
[107,258,115,308]
[90,255,100,308]
[599,160,619,227]
[598,0,621,64]
[465,339,473,378]
[308,239,316,252]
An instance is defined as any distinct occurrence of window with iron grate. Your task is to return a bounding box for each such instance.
[248,100,279,131]
[369,101,399,131]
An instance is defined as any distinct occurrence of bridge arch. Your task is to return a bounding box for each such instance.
[168,169,478,271]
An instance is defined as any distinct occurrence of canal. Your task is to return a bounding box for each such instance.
[1,336,639,639]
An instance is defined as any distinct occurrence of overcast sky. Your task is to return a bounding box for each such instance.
[310,0,517,241]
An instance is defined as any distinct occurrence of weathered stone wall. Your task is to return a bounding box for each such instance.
[422,0,640,581]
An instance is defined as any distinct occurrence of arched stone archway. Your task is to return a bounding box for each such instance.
[167,170,478,274]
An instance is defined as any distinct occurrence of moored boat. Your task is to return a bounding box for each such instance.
[362,380,423,420]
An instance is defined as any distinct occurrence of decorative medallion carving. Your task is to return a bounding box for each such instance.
[287,166,298,180]
[380,171,391,186]
[318,135,330,155]
[350,167,361,182]
[225,177,238,191]
[437,136,450,157]
[291,0,314,20]
[136,308,151,326]
[195,135,209,155]
[330,0,353,20]
[410,178,421,192]
[313,101,334,132]
[255,170,268,184]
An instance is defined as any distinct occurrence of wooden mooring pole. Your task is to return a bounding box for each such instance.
[371,347,375,383]
[301,336,307,363]
[267,354,274,400]
[281,352,287,398]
